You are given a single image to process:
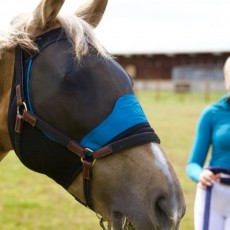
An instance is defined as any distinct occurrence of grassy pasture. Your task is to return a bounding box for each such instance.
[0,90,225,229]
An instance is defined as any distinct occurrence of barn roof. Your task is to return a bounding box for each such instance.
[1,0,230,56]
[95,0,230,55]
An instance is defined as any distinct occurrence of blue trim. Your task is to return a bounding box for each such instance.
[26,65,147,149]
[26,60,59,143]
[80,94,148,150]
[26,60,34,113]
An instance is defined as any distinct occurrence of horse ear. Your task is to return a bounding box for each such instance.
[75,0,108,28]
[27,0,64,34]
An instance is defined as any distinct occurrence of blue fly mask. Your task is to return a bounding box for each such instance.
[8,28,160,209]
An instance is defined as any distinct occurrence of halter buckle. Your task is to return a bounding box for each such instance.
[81,148,96,166]
[16,101,28,114]
[15,102,28,134]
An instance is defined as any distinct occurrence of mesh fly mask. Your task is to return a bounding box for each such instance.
[8,28,160,210]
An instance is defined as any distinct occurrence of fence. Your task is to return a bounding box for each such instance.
[134,79,226,102]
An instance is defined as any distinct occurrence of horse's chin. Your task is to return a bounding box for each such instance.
[123,217,136,230]
[118,215,155,230]
[111,209,166,230]
[111,211,137,230]
[111,210,154,230]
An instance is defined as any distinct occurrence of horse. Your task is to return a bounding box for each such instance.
[0,0,186,229]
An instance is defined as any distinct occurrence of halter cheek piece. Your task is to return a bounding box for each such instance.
[12,29,160,212]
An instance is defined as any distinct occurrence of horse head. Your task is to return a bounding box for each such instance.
[0,1,186,229]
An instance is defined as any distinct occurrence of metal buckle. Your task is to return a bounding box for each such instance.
[85,147,93,154]
[81,148,96,166]
[17,101,28,114]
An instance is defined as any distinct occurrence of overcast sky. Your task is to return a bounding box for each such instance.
[0,0,230,54]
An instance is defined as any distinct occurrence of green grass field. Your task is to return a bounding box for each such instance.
[0,90,226,229]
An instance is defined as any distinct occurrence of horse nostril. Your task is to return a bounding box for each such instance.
[154,196,172,229]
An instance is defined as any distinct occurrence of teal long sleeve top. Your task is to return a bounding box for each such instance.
[186,95,230,183]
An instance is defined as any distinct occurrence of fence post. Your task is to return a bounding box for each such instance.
[204,80,210,102]
[155,79,161,100]
[175,80,190,101]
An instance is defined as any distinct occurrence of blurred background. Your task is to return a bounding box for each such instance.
[0,0,230,229]
[1,0,230,93]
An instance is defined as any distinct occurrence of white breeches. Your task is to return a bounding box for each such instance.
[194,183,230,230]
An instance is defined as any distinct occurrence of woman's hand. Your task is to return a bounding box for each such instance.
[198,169,221,189]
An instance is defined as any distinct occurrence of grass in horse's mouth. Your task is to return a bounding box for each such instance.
[123,217,136,230]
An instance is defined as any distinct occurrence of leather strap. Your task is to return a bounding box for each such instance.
[22,110,159,160]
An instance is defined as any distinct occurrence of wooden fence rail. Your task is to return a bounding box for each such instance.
[134,79,225,102]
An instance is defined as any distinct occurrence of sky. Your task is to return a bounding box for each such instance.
[0,0,230,54]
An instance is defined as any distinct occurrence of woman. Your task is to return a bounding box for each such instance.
[186,57,230,230]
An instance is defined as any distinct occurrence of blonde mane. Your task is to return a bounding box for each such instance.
[0,13,111,60]
[224,56,230,91]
